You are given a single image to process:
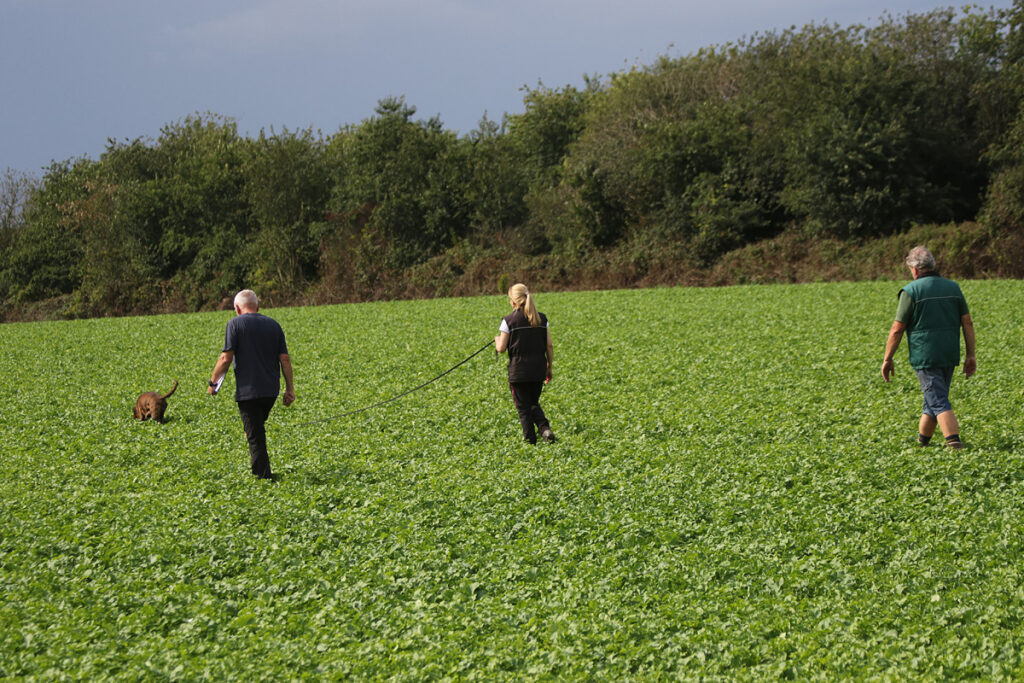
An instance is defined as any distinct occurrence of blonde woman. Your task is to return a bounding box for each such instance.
[495,283,555,443]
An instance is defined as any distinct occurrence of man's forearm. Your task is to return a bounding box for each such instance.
[280,356,294,390]
[211,352,232,381]
[883,330,904,361]
[962,318,976,357]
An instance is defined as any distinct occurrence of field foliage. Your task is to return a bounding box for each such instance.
[2,281,1024,679]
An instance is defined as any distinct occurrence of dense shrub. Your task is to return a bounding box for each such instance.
[3,4,1023,320]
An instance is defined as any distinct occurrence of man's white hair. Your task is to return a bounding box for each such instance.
[234,289,259,311]
[905,246,936,271]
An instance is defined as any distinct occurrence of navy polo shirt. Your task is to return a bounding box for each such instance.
[224,312,288,401]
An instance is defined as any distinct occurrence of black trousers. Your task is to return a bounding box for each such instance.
[509,382,550,443]
[237,396,277,479]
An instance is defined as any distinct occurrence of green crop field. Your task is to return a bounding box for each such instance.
[2,281,1023,679]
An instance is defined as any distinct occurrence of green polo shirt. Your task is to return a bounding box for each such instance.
[895,272,969,370]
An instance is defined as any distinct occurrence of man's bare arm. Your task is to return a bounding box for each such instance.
[961,313,976,378]
[208,350,234,394]
[881,320,907,382]
[280,353,295,406]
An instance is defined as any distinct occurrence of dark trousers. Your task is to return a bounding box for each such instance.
[509,382,549,443]
[237,396,277,479]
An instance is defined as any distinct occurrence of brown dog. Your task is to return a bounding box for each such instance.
[133,380,178,423]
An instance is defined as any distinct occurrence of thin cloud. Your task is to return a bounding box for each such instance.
[166,0,477,54]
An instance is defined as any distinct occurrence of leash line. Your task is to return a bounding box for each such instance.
[295,339,495,427]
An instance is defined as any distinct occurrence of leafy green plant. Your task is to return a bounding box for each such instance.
[2,281,1023,679]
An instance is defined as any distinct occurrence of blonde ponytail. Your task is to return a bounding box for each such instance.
[509,283,541,327]
[524,293,540,327]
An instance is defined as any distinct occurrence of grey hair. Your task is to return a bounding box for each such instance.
[233,289,259,311]
[904,246,936,271]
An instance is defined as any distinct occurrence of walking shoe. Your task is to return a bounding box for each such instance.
[540,427,556,443]
[945,439,964,449]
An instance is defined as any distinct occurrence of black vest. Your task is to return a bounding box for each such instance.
[502,309,549,383]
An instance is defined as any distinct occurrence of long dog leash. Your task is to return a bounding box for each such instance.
[296,339,495,426]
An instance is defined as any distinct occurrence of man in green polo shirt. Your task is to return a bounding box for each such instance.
[882,246,976,448]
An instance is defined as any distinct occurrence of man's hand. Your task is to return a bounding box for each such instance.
[882,321,906,384]
[545,365,552,384]
[282,389,296,407]
[881,359,895,383]
[963,356,977,379]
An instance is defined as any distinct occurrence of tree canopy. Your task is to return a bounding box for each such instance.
[3,4,1023,319]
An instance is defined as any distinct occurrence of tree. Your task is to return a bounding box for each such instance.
[506,81,597,187]
[325,97,464,280]
[0,168,37,236]
[0,160,90,307]
[560,52,766,253]
[979,0,1024,233]
[242,126,330,299]
[0,168,40,304]
[503,81,598,253]
[769,10,999,237]
[146,113,250,309]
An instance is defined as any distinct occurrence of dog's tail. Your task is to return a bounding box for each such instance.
[162,380,179,399]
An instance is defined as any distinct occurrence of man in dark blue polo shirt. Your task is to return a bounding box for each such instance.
[209,289,295,479]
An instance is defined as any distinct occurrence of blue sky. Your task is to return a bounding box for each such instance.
[1,0,1011,175]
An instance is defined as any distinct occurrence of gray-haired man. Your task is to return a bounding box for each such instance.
[209,289,296,478]
[882,246,976,448]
